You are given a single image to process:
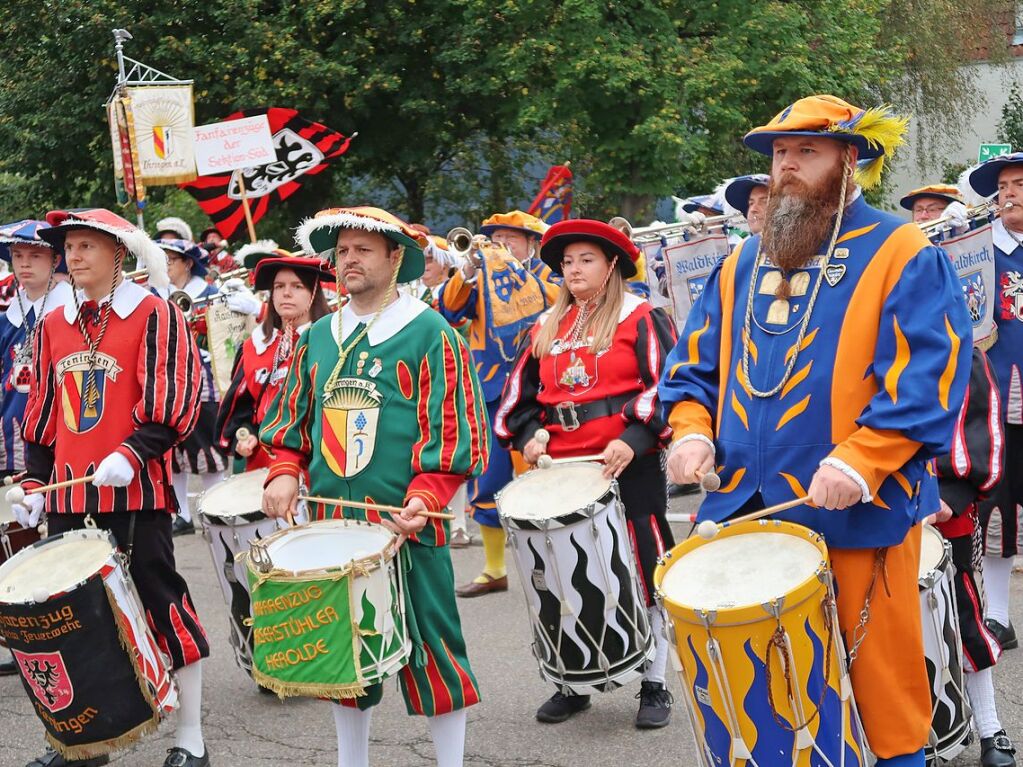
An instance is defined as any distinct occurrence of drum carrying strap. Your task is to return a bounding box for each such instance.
[399,546,427,669]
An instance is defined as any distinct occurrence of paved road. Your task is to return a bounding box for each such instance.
[3,491,1021,766]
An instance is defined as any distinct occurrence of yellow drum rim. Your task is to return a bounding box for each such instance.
[653,518,830,627]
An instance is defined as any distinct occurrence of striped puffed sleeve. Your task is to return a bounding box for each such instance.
[117,300,203,472]
[405,326,491,513]
[21,313,59,488]
[620,306,678,455]
[827,244,973,498]
[259,329,314,483]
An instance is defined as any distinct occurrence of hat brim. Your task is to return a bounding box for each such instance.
[743,130,884,160]
[254,257,335,292]
[305,226,424,283]
[540,233,637,279]
[898,192,960,211]
[969,158,1023,198]
[479,224,544,239]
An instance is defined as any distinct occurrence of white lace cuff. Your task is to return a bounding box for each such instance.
[669,434,716,456]
[820,457,872,503]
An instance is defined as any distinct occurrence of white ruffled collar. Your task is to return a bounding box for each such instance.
[330,292,428,347]
[8,281,73,328]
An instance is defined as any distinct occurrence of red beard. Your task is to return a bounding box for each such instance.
[762,163,846,277]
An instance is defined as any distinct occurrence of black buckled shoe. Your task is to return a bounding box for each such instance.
[163,747,210,767]
[986,619,1019,650]
[535,691,591,723]
[24,746,109,767]
[172,516,195,536]
[635,680,674,729]
[982,730,1017,767]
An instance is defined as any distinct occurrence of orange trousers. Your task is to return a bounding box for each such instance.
[830,525,930,759]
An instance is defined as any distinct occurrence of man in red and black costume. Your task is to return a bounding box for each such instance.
[16,209,211,767]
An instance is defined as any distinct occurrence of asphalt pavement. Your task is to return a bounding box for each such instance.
[2,491,1021,766]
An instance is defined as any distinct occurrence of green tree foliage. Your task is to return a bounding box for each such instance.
[998,82,1023,151]
[0,0,1007,234]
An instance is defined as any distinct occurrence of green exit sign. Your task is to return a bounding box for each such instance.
[979,143,1012,163]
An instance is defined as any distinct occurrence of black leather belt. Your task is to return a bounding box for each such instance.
[543,394,633,432]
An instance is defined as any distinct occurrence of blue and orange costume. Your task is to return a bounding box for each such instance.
[659,96,972,765]
[437,210,560,595]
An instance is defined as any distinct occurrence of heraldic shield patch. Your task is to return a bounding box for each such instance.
[0,575,160,757]
[321,378,382,478]
[56,352,122,434]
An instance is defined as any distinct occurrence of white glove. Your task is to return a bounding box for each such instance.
[93,452,136,488]
[943,201,969,229]
[11,493,44,528]
[677,211,707,228]
[224,287,262,316]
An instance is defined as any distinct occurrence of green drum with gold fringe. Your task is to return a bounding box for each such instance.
[241,519,410,699]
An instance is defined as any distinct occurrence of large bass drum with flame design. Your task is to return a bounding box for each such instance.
[497,462,654,695]
[918,524,971,764]
[197,469,280,675]
[655,519,871,767]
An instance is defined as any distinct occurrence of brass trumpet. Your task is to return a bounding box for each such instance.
[919,199,1012,239]
[446,227,474,256]
[625,214,741,245]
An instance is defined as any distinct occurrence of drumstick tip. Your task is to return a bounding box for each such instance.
[697,520,719,540]
[536,454,554,470]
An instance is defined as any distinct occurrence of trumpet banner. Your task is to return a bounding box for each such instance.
[206,303,255,397]
[125,84,197,185]
[942,222,996,346]
[662,232,731,325]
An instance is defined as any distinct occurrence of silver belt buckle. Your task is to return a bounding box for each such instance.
[554,402,580,432]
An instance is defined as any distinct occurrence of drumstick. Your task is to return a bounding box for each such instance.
[694,469,721,492]
[6,476,95,503]
[298,495,455,520]
[696,495,812,540]
[236,427,252,441]
[536,453,605,469]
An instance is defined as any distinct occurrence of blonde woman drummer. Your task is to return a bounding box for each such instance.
[495,219,678,728]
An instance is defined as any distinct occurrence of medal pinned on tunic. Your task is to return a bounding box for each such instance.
[368,358,382,378]
[10,343,33,394]
[824,264,847,287]
[559,352,592,389]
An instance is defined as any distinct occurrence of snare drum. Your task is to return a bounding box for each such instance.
[497,462,654,695]
[918,524,971,764]
[241,518,410,699]
[0,483,41,564]
[197,469,279,673]
[0,529,176,760]
[655,519,871,767]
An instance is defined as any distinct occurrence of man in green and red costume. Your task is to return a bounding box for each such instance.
[260,206,490,767]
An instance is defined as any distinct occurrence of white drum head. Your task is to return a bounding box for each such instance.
[199,469,268,520]
[265,522,392,574]
[0,531,114,603]
[661,532,823,610]
[919,524,946,579]
[499,463,612,522]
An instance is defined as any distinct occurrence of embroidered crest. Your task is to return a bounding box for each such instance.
[1001,270,1023,322]
[557,351,593,391]
[960,271,987,325]
[14,650,75,713]
[56,352,122,433]
[321,378,383,478]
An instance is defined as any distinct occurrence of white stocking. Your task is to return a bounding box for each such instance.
[172,471,192,523]
[332,703,372,767]
[427,708,467,767]
[174,661,204,756]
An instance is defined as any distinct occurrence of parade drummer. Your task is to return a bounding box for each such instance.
[495,218,678,728]
[157,238,230,536]
[930,346,1017,767]
[0,219,73,681]
[15,209,210,767]
[659,95,972,767]
[437,210,560,598]
[966,153,1023,653]
[260,206,489,767]
[215,252,333,471]
[723,174,770,236]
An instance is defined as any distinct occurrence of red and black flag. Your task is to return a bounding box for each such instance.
[181,108,355,239]
[527,164,573,224]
